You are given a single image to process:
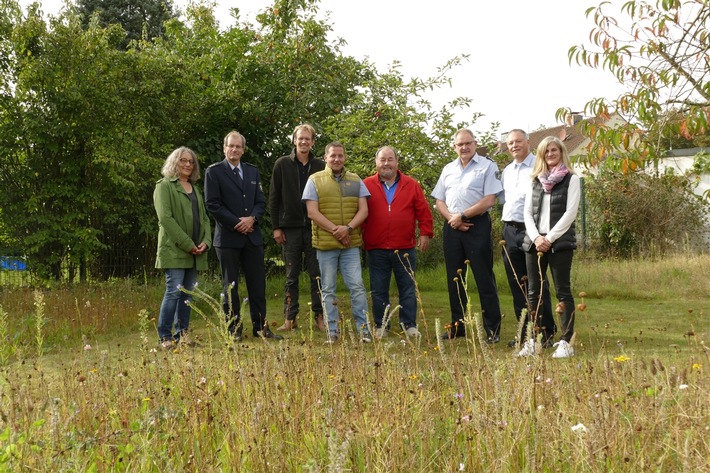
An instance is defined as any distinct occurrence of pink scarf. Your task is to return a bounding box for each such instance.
[538,164,569,193]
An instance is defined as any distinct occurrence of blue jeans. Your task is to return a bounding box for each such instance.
[157,267,197,341]
[316,247,370,338]
[367,248,417,330]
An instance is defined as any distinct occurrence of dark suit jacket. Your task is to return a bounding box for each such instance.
[204,159,266,248]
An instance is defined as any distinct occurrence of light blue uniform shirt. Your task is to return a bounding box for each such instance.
[431,154,502,213]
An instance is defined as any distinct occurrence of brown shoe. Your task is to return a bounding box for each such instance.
[314,314,326,332]
[277,319,297,331]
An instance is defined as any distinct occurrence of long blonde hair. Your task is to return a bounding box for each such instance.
[531,136,575,179]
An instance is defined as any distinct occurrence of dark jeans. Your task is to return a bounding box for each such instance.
[442,213,501,337]
[367,248,418,330]
[502,223,553,342]
[282,227,323,321]
[526,249,575,342]
[216,244,267,336]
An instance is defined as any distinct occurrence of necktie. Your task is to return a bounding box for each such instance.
[234,167,242,185]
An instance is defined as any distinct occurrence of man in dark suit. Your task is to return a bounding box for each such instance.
[204,130,282,341]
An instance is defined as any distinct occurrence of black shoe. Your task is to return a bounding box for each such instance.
[486,334,500,344]
[440,331,466,340]
[255,327,283,340]
[507,339,518,348]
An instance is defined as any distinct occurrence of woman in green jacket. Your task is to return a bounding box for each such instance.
[154,147,212,349]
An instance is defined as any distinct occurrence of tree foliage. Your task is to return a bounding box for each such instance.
[76,0,177,49]
[559,0,710,171]
[0,0,481,281]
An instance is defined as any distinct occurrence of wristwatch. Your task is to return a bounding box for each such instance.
[346,225,353,232]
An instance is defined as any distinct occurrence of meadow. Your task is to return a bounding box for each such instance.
[0,254,708,472]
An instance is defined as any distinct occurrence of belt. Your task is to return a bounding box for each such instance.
[504,221,525,230]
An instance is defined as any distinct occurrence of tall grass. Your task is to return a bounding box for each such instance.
[0,256,707,471]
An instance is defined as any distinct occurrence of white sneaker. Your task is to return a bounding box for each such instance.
[516,339,537,357]
[361,336,372,343]
[405,326,421,338]
[552,340,574,358]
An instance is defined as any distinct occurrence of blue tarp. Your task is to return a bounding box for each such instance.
[0,257,27,271]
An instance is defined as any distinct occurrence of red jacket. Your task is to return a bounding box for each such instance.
[362,171,434,250]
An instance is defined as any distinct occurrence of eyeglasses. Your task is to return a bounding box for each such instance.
[179,158,195,165]
[454,141,475,148]
[226,144,243,150]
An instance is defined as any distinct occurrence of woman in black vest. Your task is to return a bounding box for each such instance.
[520,136,580,358]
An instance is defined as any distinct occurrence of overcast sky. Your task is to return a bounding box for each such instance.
[21,0,629,137]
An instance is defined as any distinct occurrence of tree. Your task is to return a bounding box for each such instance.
[560,0,710,172]
[76,0,177,48]
[1,0,479,281]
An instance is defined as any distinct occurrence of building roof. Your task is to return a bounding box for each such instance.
[496,113,621,158]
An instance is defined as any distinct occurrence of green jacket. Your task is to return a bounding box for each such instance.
[153,177,212,270]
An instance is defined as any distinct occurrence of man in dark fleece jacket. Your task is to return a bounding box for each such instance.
[269,124,326,332]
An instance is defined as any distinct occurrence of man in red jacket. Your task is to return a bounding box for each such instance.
[362,146,434,339]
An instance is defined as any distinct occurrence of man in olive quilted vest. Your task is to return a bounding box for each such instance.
[302,142,372,343]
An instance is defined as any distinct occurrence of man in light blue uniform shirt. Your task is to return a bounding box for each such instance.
[432,128,503,342]
[500,129,553,349]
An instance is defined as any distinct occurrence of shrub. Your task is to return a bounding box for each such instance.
[582,168,709,257]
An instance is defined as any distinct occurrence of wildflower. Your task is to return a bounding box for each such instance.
[614,355,631,363]
[463,259,470,265]
[193,281,199,287]
[459,463,465,471]
[409,374,418,380]
[83,344,92,351]
[571,423,588,433]
[461,415,472,422]
[578,291,587,298]
[678,384,689,390]
[456,268,463,275]
[231,281,236,287]
[454,393,464,400]
[692,363,701,371]
[545,378,553,384]
[149,348,157,353]
[577,303,587,312]
[499,240,506,246]
[177,284,182,289]
[394,249,399,254]
[537,405,544,411]
[85,300,91,308]
[198,377,207,385]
